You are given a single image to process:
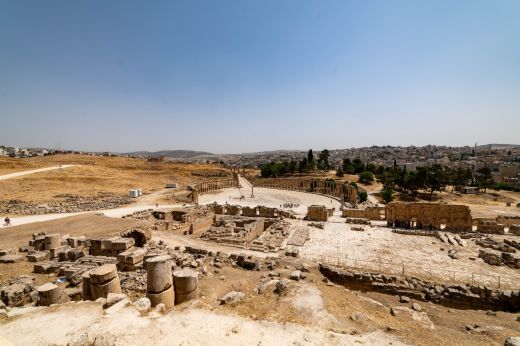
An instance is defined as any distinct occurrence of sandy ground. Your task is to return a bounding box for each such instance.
[297,221,520,289]
[0,301,405,346]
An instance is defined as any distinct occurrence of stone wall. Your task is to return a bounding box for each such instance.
[342,207,385,220]
[510,224,520,236]
[474,218,505,234]
[319,264,520,312]
[189,214,215,236]
[249,177,358,205]
[306,205,333,222]
[385,202,473,232]
[497,216,520,227]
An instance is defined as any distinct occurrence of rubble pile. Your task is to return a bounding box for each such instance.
[319,264,520,312]
[0,193,132,215]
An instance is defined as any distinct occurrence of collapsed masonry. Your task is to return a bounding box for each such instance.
[200,216,290,252]
[248,177,358,206]
[319,264,520,312]
[123,206,215,235]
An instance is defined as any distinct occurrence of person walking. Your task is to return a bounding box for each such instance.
[4,216,11,226]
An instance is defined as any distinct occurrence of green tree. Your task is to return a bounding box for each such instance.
[317,149,331,171]
[336,165,345,177]
[359,171,374,185]
[358,191,368,203]
[475,167,493,192]
[299,157,308,173]
[425,164,447,199]
[381,189,394,203]
[352,158,365,173]
[307,149,315,171]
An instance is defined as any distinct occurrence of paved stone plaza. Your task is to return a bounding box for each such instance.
[297,221,520,289]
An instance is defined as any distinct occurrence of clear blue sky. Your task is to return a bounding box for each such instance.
[1,0,519,153]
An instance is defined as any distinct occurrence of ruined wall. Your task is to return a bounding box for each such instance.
[319,264,520,312]
[473,218,505,234]
[385,202,473,232]
[342,207,385,220]
[249,177,358,205]
[510,224,520,236]
[497,216,520,227]
[211,204,293,219]
[189,214,215,236]
[306,205,333,222]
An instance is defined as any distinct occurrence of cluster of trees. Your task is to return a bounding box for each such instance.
[260,149,331,178]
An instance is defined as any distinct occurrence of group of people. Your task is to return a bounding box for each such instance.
[281,203,299,209]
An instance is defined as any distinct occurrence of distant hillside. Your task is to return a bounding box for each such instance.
[124,150,214,158]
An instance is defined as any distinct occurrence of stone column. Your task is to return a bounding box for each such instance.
[173,268,199,304]
[89,264,122,300]
[44,233,61,250]
[37,282,71,306]
[146,255,174,309]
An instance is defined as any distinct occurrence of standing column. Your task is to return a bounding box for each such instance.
[146,255,175,309]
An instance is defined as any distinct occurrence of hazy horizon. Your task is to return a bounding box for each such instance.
[1,1,519,154]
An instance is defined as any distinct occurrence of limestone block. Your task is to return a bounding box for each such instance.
[36,282,71,306]
[175,289,199,304]
[173,268,199,294]
[90,276,122,300]
[44,234,61,250]
[89,264,118,285]
[147,285,174,309]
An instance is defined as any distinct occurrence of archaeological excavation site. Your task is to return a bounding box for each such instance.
[0,155,520,346]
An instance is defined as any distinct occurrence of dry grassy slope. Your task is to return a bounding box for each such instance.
[0,154,223,202]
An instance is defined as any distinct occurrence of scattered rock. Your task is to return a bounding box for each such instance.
[103,293,127,309]
[486,310,497,316]
[505,336,520,346]
[290,270,302,281]
[274,279,289,295]
[218,291,245,305]
[134,297,151,315]
[155,303,166,314]
[350,312,366,321]
[412,303,422,312]
[399,296,410,303]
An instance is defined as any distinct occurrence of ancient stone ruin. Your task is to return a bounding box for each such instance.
[248,177,358,205]
[305,205,333,222]
[385,202,473,232]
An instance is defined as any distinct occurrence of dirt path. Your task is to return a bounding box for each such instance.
[0,165,78,181]
[1,203,186,228]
